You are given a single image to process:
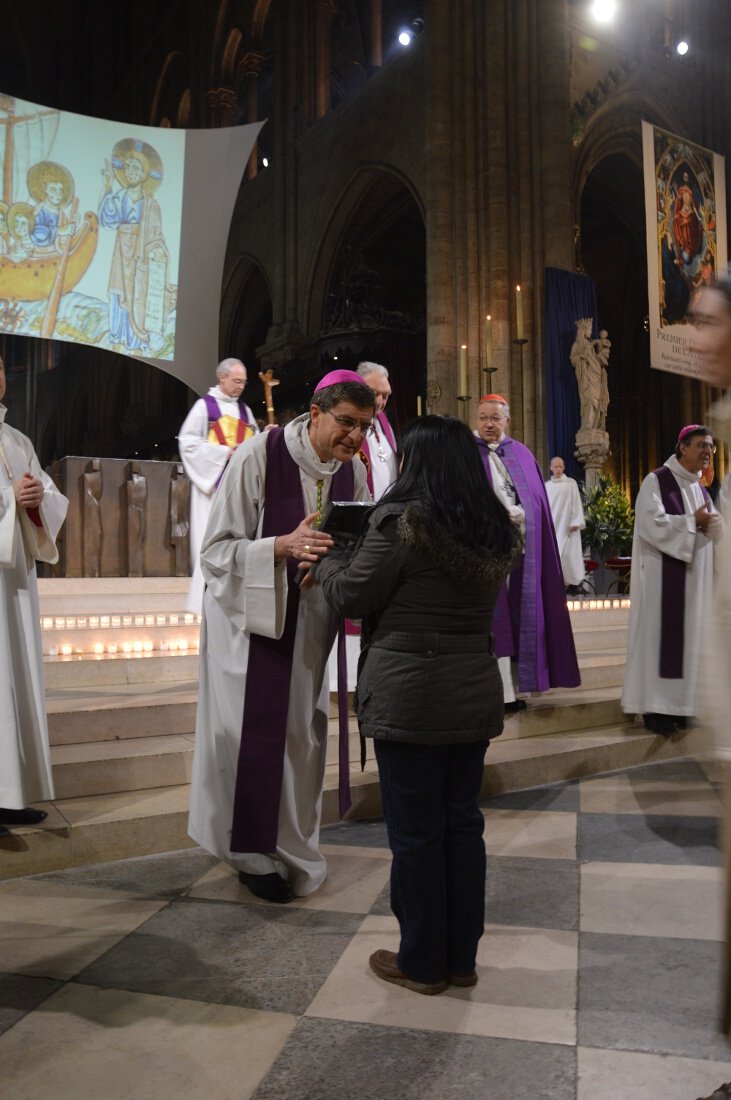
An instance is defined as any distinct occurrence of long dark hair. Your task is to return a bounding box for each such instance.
[380,415,519,558]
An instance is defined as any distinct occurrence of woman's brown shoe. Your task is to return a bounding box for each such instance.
[368,950,447,995]
[448,970,478,988]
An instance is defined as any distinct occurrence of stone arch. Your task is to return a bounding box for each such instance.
[251,0,273,43]
[306,164,425,337]
[305,164,426,425]
[221,255,274,374]
[149,51,190,126]
[573,90,690,232]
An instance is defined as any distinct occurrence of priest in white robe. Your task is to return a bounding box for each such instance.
[621,424,723,735]
[188,371,372,903]
[356,361,398,501]
[545,456,586,589]
[0,356,68,832]
[178,358,258,612]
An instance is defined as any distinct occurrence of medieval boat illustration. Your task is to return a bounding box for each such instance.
[0,95,97,330]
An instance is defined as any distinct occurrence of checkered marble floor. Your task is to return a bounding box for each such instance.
[1,757,730,1100]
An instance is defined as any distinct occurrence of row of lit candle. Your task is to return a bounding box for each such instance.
[40,613,201,631]
[566,598,630,611]
[457,287,525,396]
[45,637,199,658]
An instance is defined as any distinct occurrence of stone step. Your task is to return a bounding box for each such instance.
[38,577,191,614]
[50,734,195,800]
[44,694,629,803]
[43,640,627,692]
[571,626,628,651]
[47,685,199,746]
[569,605,629,626]
[0,724,704,880]
[43,652,199,690]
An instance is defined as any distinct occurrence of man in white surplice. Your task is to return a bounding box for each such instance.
[621,424,723,735]
[178,358,258,612]
[188,373,372,903]
[545,456,586,591]
[0,356,68,834]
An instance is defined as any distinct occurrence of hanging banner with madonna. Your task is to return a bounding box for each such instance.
[642,120,727,379]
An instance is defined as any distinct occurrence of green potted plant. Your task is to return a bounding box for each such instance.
[581,476,634,593]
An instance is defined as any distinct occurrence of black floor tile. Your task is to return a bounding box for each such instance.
[74,897,362,1015]
[579,813,720,866]
[486,856,579,930]
[483,782,580,813]
[29,847,218,898]
[251,1018,576,1100]
[579,931,730,1060]
[321,819,390,848]
[0,972,64,1036]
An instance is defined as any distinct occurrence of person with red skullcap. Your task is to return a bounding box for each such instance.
[475,394,580,710]
[621,423,723,734]
[188,369,373,903]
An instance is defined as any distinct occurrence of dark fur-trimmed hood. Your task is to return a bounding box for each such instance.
[389,503,520,584]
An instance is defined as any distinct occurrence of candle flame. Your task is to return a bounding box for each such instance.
[516,284,521,292]
[461,344,467,349]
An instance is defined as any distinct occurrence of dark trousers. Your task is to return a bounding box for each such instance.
[373,738,489,984]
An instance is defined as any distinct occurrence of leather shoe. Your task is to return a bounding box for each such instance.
[504,699,526,714]
[0,807,48,826]
[368,950,447,995]
[238,871,294,904]
[642,713,678,735]
[448,970,478,987]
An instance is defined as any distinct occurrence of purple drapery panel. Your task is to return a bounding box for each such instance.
[544,267,599,484]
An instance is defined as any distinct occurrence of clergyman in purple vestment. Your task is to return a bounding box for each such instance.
[188,373,373,904]
[475,396,580,701]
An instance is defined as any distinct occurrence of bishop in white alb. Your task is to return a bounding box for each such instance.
[179,385,257,611]
[621,453,721,720]
[187,413,370,895]
[0,405,68,808]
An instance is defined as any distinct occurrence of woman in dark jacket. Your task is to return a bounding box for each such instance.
[317,415,520,996]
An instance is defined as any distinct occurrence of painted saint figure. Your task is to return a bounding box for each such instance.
[7,204,36,263]
[98,139,168,352]
[27,162,77,254]
[672,170,703,268]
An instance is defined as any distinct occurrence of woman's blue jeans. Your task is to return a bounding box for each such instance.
[374,738,489,984]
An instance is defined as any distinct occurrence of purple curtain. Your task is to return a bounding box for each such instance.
[544,267,599,484]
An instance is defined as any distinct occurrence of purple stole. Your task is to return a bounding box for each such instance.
[359,412,397,497]
[477,436,580,692]
[203,394,255,488]
[203,393,254,428]
[229,427,354,853]
[653,465,711,679]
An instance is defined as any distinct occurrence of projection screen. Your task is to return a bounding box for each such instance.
[0,94,261,394]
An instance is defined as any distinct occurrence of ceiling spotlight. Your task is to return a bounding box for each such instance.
[398,30,412,46]
[589,0,617,23]
[676,39,689,55]
[262,156,269,167]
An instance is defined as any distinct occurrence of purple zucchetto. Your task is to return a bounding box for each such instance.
[676,424,705,445]
[314,369,370,392]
